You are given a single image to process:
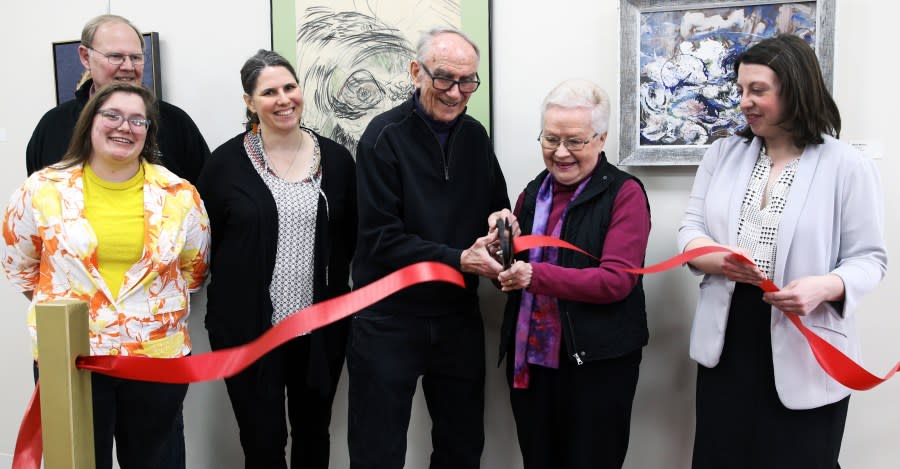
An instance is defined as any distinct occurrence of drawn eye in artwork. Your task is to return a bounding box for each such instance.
[337,70,385,112]
[332,69,415,120]
[296,6,419,155]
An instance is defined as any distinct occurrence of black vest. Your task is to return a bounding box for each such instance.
[499,155,650,365]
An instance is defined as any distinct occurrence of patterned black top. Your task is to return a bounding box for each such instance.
[245,128,322,324]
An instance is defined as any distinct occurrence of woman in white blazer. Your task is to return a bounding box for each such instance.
[678,35,887,469]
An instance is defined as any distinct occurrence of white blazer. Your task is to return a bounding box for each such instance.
[678,135,887,410]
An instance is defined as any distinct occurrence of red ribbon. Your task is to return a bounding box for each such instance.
[11,383,41,469]
[12,261,463,469]
[514,235,900,391]
[14,239,899,466]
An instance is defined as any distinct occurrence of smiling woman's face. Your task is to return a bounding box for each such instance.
[541,105,606,186]
[244,66,304,135]
[89,91,148,169]
[737,63,787,141]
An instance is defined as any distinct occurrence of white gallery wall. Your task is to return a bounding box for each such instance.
[0,1,897,468]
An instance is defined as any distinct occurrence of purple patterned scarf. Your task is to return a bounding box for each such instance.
[512,173,591,388]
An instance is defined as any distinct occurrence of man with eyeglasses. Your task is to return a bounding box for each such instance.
[348,27,510,469]
[26,14,209,185]
[23,14,207,469]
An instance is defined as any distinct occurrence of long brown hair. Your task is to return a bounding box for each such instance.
[735,34,840,146]
[57,82,160,169]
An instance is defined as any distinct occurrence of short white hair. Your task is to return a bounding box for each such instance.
[415,27,480,64]
[541,79,611,135]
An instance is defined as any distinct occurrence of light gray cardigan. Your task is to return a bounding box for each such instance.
[678,134,887,410]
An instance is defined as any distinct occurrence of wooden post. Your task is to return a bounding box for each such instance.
[36,300,95,469]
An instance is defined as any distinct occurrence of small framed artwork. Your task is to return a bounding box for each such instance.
[52,32,162,105]
[271,0,493,155]
[618,0,835,165]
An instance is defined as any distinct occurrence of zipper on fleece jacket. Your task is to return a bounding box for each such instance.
[414,111,455,181]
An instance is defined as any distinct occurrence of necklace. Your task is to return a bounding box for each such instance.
[261,129,304,179]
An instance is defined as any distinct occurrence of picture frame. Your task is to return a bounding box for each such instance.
[52,32,162,105]
[617,0,835,166]
[270,0,493,155]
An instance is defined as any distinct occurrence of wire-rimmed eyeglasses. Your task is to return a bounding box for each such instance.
[97,109,151,133]
[86,46,145,65]
[538,132,599,151]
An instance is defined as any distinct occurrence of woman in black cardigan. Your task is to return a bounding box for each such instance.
[196,50,356,469]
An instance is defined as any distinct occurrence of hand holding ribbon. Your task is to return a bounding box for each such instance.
[511,234,900,391]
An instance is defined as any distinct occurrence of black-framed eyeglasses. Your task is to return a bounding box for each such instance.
[538,132,599,151]
[420,64,480,93]
[86,46,145,65]
[97,109,151,133]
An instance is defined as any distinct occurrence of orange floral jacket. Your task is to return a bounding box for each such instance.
[2,163,210,358]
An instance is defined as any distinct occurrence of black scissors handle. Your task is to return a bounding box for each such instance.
[496,217,513,269]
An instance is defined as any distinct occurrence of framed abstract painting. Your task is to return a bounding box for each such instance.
[618,0,835,165]
[271,0,493,155]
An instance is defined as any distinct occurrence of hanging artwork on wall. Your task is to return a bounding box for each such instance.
[53,32,161,105]
[618,0,835,165]
[271,0,493,156]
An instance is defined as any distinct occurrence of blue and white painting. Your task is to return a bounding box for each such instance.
[639,2,816,146]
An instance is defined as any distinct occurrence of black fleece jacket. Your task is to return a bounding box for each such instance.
[352,97,510,315]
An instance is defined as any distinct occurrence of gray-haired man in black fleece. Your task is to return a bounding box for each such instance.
[348,27,510,469]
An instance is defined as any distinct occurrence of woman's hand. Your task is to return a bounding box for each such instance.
[763,274,845,316]
[721,252,767,286]
[487,208,521,237]
[498,260,532,292]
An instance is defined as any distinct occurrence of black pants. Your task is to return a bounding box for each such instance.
[91,373,188,469]
[160,409,185,469]
[219,330,345,469]
[34,363,187,469]
[507,348,642,469]
[347,309,486,469]
[693,283,849,469]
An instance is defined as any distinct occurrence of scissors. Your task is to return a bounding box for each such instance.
[495,217,514,269]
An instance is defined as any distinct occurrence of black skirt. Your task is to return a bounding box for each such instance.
[692,283,849,469]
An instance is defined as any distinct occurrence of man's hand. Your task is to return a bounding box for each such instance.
[461,234,504,278]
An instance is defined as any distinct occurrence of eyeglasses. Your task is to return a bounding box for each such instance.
[86,46,145,65]
[420,64,480,93]
[538,132,599,151]
[97,109,151,133]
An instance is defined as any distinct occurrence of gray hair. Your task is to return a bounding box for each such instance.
[415,27,480,64]
[541,79,611,135]
[80,14,144,49]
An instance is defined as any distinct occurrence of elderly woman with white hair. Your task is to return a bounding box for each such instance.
[491,79,651,469]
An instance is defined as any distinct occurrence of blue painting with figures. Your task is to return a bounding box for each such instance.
[639,3,817,146]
